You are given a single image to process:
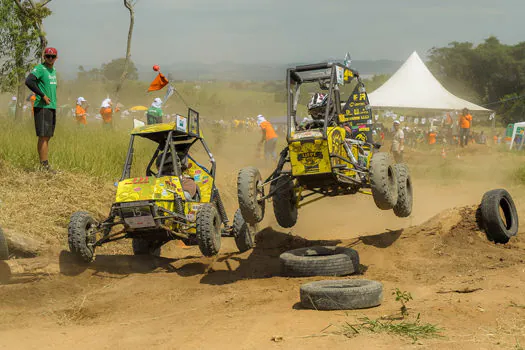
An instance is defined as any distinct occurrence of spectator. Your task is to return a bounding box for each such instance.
[146,97,163,125]
[459,108,472,147]
[25,47,59,172]
[428,129,437,145]
[479,131,487,145]
[7,96,17,118]
[257,114,278,161]
[100,98,113,127]
[75,97,88,126]
[391,120,404,163]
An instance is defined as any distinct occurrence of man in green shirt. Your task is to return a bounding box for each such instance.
[146,97,163,125]
[25,47,58,172]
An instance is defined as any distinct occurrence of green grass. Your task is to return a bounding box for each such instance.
[340,315,443,343]
[0,117,155,180]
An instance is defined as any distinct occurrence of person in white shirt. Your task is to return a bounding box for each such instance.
[391,120,405,163]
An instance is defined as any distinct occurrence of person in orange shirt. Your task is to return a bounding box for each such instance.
[75,97,88,126]
[428,130,437,145]
[257,114,278,161]
[29,93,36,115]
[99,98,113,127]
[458,108,472,147]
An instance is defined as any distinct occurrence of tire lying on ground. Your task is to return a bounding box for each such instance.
[369,152,398,210]
[0,227,9,260]
[272,176,298,228]
[393,163,413,218]
[280,246,359,277]
[300,279,383,310]
[479,189,519,244]
[237,167,265,225]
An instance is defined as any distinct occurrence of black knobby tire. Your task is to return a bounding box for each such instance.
[300,279,383,310]
[272,176,298,228]
[369,152,398,210]
[132,238,162,256]
[280,246,359,277]
[196,203,222,256]
[232,209,256,253]
[68,211,96,263]
[393,163,413,217]
[0,227,9,260]
[237,167,265,224]
[479,189,519,244]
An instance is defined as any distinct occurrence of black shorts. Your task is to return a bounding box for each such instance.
[34,107,56,137]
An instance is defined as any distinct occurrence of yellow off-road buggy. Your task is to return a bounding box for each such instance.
[68,108,255,263]
[237,62,412,228]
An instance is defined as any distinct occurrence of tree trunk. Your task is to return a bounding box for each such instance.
[15,76,26,120]
[115,0,135,104]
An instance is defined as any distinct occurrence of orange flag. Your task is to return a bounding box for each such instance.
[148,73,169,92]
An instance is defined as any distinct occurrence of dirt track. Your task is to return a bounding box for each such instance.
[1,142,525,349]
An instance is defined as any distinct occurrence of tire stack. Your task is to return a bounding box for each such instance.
[279,246,383,310]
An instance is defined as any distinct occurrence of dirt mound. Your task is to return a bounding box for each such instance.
[352,204,525,286]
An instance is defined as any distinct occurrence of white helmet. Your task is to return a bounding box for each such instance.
[307,93,327,119]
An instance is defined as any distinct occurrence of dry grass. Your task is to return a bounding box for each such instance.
[0,160,115,247]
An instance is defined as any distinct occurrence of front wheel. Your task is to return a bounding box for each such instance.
[232,209,257,253]
[196,204,222,257]
[237,167,265,224]
[68,211,97,263]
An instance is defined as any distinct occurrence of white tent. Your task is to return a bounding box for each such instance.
[368,51,491,112]
[509,121,525,150]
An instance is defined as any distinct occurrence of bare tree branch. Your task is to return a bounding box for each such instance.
[115,0,135,102]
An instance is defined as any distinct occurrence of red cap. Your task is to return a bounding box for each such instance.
[44,47,57,55]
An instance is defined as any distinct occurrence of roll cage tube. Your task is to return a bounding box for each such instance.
[322,66,337,137]
[120,135,135,181]
[199,137,216,178]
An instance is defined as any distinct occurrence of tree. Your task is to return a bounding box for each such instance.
[12,0,52,58]
[102,58,138,82]
[115,0,136,103]
[428,36,525,123]
[0,1,51,119]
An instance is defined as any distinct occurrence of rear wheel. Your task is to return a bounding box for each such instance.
[196,204,222,256]
[237,167,265,224]
[272,176,298,228]
[232,209,256,253]
[68,211,96,263]
[132,238,162,256]
[393,163,413,217]
[369,152,398,210]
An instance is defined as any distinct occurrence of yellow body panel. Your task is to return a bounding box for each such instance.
[114,158,214,233]
[289,138,331,176]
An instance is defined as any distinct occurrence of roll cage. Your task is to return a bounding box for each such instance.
[286,62,362,141]
[120,108,216,180]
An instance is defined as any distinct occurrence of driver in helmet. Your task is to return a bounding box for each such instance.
[307,92,327,120]
[156,152,199,201]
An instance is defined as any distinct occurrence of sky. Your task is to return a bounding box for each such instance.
[45,0,525,70]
